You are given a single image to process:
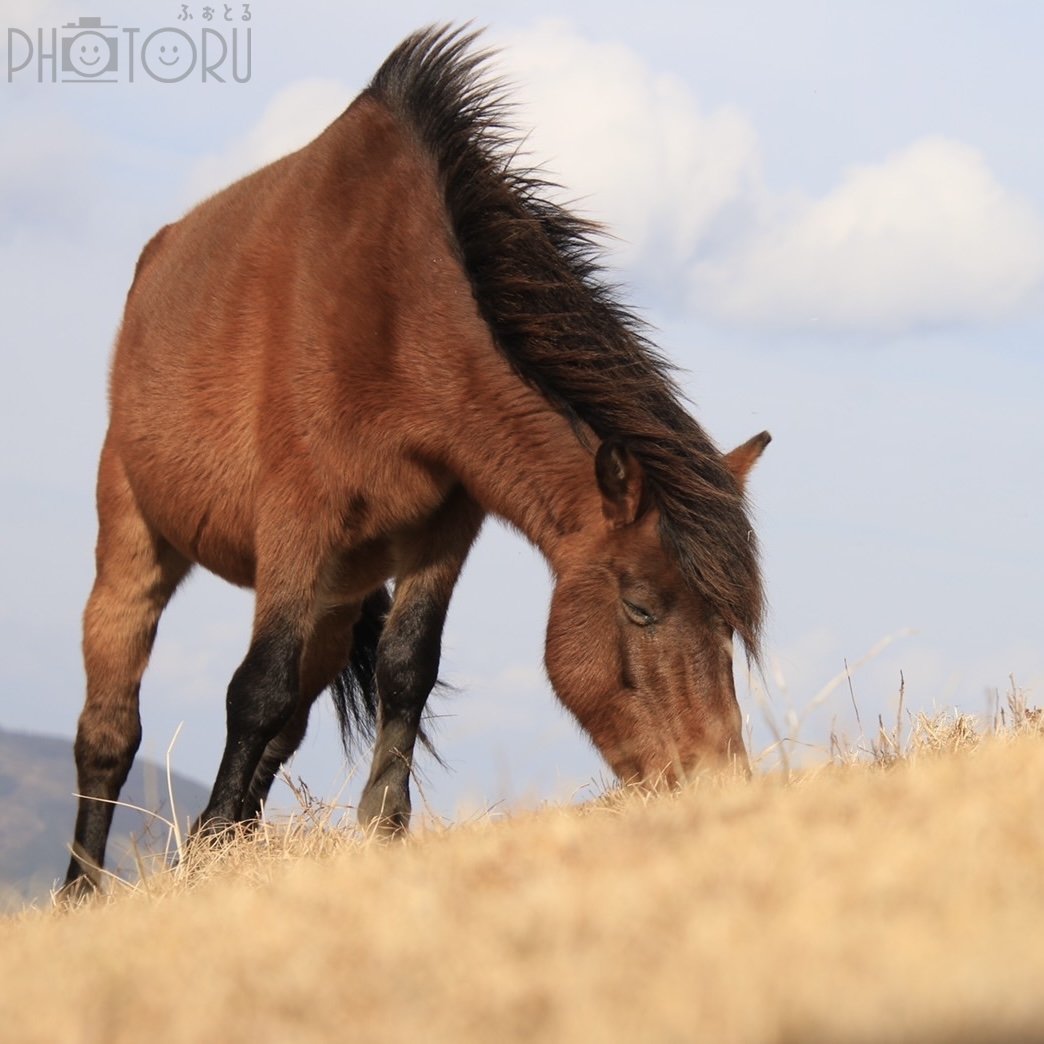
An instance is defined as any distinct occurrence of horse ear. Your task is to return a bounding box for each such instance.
[724,430,771,490]
[595,440,645,527]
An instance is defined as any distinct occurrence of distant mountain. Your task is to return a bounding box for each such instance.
[0,726,211,910]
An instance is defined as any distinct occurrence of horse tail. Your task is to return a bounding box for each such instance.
[328,584,445,764]
[329,585,390,752]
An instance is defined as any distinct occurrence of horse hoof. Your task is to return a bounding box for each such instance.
[55,874,98,907]
[357,786,410,837]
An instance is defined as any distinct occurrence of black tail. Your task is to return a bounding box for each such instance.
[329,586,443,761]
[329,586,390,753]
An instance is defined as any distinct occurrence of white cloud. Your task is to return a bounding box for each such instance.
[186,77,351,200]
[496,23,1044,332]
[692,138,1044,330]
[181,23,1044,333]
[498,21,760,272]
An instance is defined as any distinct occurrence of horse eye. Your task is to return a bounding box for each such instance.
[622,599,656,627]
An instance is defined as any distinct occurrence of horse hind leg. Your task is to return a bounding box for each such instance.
[61,445,190,899]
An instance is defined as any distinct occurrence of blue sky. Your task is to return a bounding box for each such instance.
[2,1,1042,820]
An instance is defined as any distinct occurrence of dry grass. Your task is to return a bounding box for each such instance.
[2,691,1044,1043]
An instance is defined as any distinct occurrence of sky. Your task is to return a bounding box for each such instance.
[2,1,1042,823]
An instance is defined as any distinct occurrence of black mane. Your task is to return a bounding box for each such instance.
[367,26,763,655]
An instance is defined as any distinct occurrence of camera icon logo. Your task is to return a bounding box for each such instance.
[61,17,118,81]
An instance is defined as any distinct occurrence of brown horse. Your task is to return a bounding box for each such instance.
[62,26,769,897]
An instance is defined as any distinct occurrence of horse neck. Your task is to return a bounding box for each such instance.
[441,342,600,574]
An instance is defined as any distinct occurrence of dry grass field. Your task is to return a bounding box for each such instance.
[2,704,1044,1044]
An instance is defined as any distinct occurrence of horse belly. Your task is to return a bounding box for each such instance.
[114,385,260,587]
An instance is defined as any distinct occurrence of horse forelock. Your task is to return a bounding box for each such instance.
[366,25,764,657]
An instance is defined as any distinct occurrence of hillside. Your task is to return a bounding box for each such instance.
[2,726,1043,1042]
[0,727,210,908]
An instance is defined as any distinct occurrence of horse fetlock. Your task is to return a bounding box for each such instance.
[358,775,411,835]
[189,810,244,845]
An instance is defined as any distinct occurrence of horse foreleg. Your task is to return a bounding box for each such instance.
[239,601,362,820]
[358,490,483,835]
[193,623,304,835]
[61,444,190,899]
[193,516,332,835]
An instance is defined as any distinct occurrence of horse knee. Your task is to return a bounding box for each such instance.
[225,633,301,740]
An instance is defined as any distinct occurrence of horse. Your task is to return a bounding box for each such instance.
[62,25,769,898]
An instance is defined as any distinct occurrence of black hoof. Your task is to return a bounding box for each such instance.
[55,872,99,907]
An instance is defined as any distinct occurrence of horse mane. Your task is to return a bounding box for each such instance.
[367,25,764,657]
